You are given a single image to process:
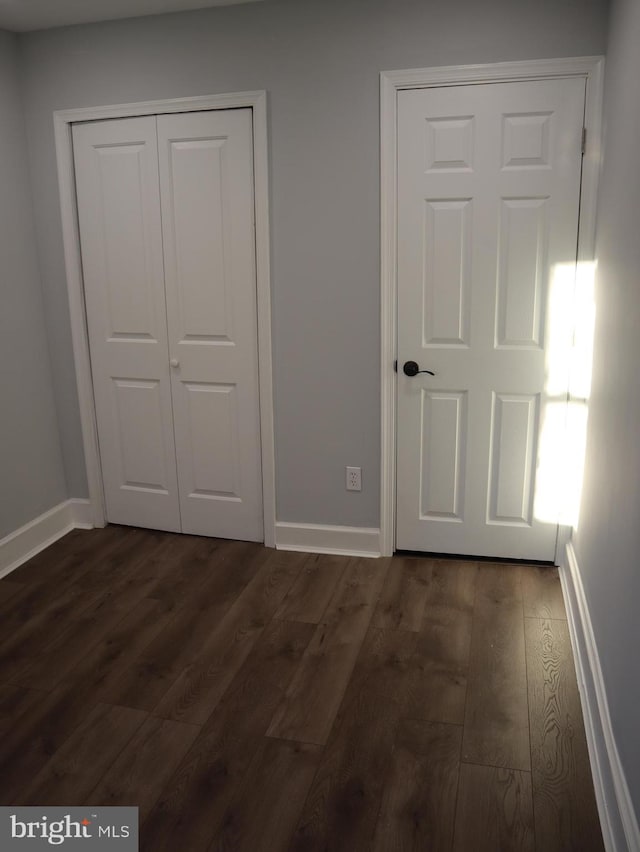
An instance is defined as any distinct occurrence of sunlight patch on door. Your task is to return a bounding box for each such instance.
[535,261,596,528]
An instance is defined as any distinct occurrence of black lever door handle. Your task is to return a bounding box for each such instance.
[403,360,435,377]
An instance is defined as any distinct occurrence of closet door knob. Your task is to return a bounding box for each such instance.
[170,358,180,368]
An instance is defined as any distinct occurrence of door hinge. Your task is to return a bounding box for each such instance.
[581,127,587,155]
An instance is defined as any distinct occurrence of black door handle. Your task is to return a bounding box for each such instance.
[403,360,435,377]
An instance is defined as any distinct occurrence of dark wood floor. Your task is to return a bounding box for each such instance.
[0,526,604,851]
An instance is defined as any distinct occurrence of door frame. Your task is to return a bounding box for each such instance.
[54,90,276,546]
[380,57,604,559]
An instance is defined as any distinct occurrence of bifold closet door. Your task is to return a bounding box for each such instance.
[73,116,181,532]
[157,110,263,541]
[73,109,263,541]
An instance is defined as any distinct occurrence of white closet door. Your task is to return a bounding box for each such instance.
[157,110,263,541]
[73,117,181,532]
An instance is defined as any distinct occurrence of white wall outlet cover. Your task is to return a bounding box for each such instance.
[346,466,362,491]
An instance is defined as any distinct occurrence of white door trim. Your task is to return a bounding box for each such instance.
[380,56,604,559]
[54,91,276,547]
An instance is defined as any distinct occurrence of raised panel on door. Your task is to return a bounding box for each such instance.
[157,109,263,541]
[495,197,548,348]
[165,136,233,343]
[73,117,180,531]
[396,78,585,560]
[180,382,240,498]
[111,379,171,492]
[488,393,540,525]
[423,199,472,347]
[419,390,467,520]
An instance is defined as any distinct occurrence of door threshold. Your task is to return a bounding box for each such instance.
[394,549,556,567]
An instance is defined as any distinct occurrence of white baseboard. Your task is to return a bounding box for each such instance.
[560,541,640,852]
[275,522,381,558]
[66,497,94,529]
[0,499,93,580]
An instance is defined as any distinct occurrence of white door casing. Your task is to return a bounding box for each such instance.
[395,77,585,560]
[73,116,181,532]
[157,109,263,540]
[73,109,264,541]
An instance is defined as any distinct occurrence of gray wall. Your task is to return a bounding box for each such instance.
[573,0,640,820]
[0,30,67,538]
[17,0,609,527]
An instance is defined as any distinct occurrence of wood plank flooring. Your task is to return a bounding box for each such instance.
[0,526,604,851]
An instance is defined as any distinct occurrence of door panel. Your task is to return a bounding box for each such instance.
[419,389,467,520]
[423,199,472,347]
[496,197,548,348]
[488,392,539,525]
[157,110,263,540]
[73,117,181,531]
[396,78,585,559]
[111,378,170,492]
[165,136,233,341]
[180,382,240,498]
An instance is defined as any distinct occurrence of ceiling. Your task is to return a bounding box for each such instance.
[0,0,263,32]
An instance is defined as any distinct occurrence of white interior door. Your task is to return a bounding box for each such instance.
[73,109,263,541]
[396,78,585,560]
[157,109,263,541]
[73,116,181,532]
